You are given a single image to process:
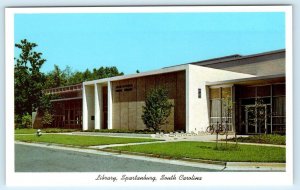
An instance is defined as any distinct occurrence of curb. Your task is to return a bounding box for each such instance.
[101,148,226,166]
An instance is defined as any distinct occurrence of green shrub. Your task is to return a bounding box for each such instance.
[43,128,78,133]
[21,113,32,128]
[82,128,155,134]
[41,111,53,127]
[226,134,286,145]
[141,87,173,132]
[15,114,22,129]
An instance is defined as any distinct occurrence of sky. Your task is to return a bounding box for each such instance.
[14,12,285,74]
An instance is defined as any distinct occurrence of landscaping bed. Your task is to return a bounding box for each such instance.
[82,128,155,134]
[224,134,286,145]
[15,134,159,146]
[109,141,285,162]
[15,128,80,134]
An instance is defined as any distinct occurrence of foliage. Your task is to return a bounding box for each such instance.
[111,141,286,162]
[15,39,46,115]
[38,94,56,114]
[225,134,286,145]
[14,114,22,129]
[83,128,155,134]
[221,97,233,147]
[41,111,54,126]
[20,113,32,128]
[14,39,125,129]
[142,87,173,132]
[44,64,67,88]
[15,134,158,146]
[44,65,124,88]
[15,128,79,134]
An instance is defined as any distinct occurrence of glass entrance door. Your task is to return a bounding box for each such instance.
[245,105,267,134]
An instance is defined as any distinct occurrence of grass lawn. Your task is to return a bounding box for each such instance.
[15,128,80,134]
[110,141,285,162]
[15,134,159,146]
[225,135,286,145]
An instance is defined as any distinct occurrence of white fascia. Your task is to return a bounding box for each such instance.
[83,64,188,86]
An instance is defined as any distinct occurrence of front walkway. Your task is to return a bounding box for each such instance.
[72,132,285,148]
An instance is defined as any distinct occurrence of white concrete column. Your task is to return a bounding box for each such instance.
[94,83,101,130]
[107,81,113,129]
[83,85,95,130]
[82,85,88,131]
[185,66,190,132]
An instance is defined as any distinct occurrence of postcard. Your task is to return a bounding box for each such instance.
[5,6,293,186]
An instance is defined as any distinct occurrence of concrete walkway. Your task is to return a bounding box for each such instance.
[90,140,168,149]
[71,132,285,148]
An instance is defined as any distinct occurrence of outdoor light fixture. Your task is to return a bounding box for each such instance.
[36,129,42,137]
[198,88,201,98]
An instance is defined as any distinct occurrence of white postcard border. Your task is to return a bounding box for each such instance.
[5,6,293,186]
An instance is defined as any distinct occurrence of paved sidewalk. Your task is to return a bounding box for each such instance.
[225,162,285,171]
[89,140,168,149]
[71,132,285,147]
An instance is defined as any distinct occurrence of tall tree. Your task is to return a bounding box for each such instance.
[15,39,46,115]
[65,66,124,86]
[45,64,67,88]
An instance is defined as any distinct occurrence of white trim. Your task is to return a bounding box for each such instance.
[6,6,291,14]
[83,65,188,85]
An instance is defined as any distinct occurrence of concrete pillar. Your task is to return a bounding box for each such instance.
[94,83,101,130]
[83,85,95,130]
[107,81,113,129]
[185,66,190,132]
[82,85,88,131]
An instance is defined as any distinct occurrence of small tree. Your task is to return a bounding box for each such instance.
[141,87,173,132]
[245,97,266,142]
[42,111,54,128]
[222,97,232,148]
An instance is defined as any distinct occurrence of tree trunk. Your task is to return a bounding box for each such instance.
[216,132,219,149]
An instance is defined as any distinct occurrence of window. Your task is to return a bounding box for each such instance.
[272,96,286,134]
[209,87,233,131]
[115,84,133,92]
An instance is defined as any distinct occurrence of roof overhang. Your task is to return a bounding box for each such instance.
[207,74,285,87]
[83,64,188,85]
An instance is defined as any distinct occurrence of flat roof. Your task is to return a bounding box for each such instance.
[207,74,285,86]
[45,49,285,89]
[164,49,285,69]
[83,64,188,85]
